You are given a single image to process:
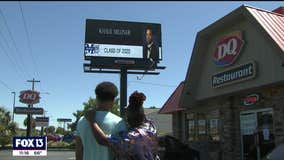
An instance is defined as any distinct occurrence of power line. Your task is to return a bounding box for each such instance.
[0,7,32,79]
[18,1,40,79]
[18,2,47,93]
[0,79,14,92]
[129,81,177,88]
[0,37,27,80]
[0,23,30,79]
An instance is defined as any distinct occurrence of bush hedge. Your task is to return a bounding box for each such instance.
[47,141,75,149]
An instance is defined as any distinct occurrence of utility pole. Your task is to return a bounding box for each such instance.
[26,78,40,137]
[11,92,16,122]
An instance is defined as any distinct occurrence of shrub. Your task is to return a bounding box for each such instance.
[47,141,69,148]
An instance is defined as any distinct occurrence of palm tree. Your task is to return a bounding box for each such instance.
[0,106,18,147]
[68,110,84,132]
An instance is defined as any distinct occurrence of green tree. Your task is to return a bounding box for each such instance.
[82,97,97,111]
[69,97,120,132]
[0,107,18,147]
[110,98,120,116]
[55,127,65,135]
[44,126,55,135]
[68,109,84,132]
[23,117,36,129]
[23,116,38,135]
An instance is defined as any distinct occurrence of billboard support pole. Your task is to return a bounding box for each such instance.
[120,67,127,119]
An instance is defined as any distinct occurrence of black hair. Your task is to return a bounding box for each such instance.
[126,91,146,128]
[145,27,154,35]
[95,82,118,102]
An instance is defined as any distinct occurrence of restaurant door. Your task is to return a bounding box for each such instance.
[240,108,275,160]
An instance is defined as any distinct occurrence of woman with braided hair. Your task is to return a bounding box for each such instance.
[84,91,160,160]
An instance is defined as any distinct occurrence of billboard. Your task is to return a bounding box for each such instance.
[84,19,162,69]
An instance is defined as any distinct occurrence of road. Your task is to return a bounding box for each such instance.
[0,150,75,160]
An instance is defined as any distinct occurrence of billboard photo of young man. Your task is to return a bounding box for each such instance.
[143,28,159,63]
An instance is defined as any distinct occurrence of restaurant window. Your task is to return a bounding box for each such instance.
[208,110,220,141]
[198,119,206,135]
[192,113,207,140]
[186,113,196,141]
[197,118,207,141]
[209,118,220,141]
[188,120,195,141]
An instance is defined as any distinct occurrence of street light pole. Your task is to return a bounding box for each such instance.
[11,92,16,122]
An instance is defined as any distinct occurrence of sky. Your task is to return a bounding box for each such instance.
[0,1,283,129]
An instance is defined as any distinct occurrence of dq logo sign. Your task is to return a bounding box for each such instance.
[19,90,40,105]
[213,31,244,66]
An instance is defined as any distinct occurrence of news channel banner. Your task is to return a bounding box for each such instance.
[13,136,47,156]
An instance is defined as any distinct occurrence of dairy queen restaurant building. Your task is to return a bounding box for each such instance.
[159,5,284,160]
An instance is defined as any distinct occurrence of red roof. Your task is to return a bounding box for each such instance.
[246,6,284,52]
[272,7,284,15]
[158,82,185,114]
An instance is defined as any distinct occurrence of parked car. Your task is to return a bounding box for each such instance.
[55,134,64,141]
[263,143,284,160]
[62,134,75,143]
[47,135,61,142]
[158,135,200,160]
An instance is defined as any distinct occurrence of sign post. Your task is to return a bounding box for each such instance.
[19,78,41,137]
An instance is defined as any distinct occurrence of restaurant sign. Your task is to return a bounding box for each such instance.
[243,94,260,106]
[213,31,244,67]
[212,62,256,88]
[19,90,40,105]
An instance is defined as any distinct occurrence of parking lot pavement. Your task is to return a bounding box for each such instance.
[0,150,75,160]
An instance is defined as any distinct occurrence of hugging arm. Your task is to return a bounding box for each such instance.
[84,109,109,146]
[89,122,109,146]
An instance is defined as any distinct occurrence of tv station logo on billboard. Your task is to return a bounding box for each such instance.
[84,43,142,58]
[84,19,162,62]
[13,137,47,156]
[213,31,244,67]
